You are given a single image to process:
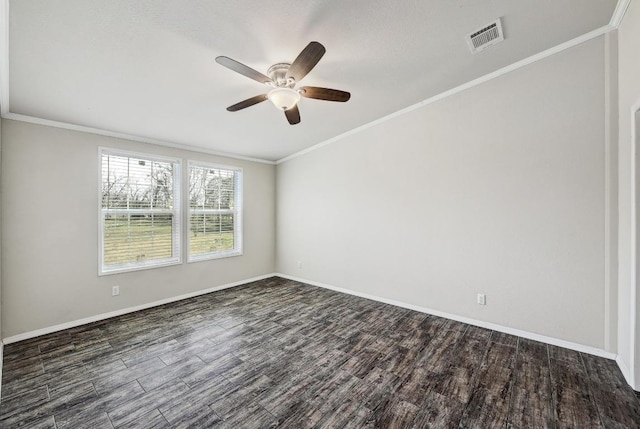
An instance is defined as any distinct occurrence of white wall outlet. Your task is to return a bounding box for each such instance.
[477,293,486,305]
[297,261,302,268]
[112,285,120,296]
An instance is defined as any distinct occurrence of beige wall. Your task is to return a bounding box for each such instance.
[0,119,275,338]
[617,0,640,388]
[277,36,609,349]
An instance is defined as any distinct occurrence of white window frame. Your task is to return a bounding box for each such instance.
[98,147,182,275]
[187,161,243,263]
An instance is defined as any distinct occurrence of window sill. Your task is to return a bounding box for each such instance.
[187,250,243,264]
[99,258,182,276]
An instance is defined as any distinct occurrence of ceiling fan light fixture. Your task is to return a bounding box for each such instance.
[267,87,301,111]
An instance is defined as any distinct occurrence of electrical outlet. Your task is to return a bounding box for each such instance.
[297,261,302,268]
[477,293,486,305]
[112,285,120,296]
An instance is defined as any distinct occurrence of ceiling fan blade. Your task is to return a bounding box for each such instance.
[284,105,301,125]
[215,56,273,85]
[300,86,350,102]
[286,42,326,82]
[226,94,268,112]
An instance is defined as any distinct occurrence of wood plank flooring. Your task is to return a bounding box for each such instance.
[1,276,639,428]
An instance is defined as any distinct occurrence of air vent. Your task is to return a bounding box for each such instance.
[466,19,504,53]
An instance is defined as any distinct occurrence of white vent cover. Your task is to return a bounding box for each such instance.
[466,19,504,53]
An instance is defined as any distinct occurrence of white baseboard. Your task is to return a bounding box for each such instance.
[616,355,636,390]
[0,342,3,403]
[2,273,277,345]
[1,272,627,391]
[276,273,618,361]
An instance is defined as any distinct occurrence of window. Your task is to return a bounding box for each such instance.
[188,162,242,261]
[99,149,181,275]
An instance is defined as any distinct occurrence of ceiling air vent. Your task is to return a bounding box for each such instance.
[466,19,504,53]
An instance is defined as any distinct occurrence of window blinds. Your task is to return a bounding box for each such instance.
[100,151,180,272]
[188,165,241,260]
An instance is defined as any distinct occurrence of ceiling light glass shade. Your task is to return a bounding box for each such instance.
[268,87,301,111]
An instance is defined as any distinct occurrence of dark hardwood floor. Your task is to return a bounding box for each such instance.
[1,277,639,428]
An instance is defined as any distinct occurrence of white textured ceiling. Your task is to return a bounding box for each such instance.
[7,0,618,161]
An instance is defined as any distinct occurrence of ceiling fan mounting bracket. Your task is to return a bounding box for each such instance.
[267,63,295,88]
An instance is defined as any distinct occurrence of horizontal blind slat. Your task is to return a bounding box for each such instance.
[103,213,175,266]
[102,154,174,210]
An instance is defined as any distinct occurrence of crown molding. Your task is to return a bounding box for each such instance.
[3,112,275,164]
[0,1,274,165]
[610,0,631,28]
[0,0,626,165]
[276,24,613,164]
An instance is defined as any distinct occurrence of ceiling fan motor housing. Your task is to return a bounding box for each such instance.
[267,63,295,88]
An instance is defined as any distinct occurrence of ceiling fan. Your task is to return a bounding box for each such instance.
[215,42,350,125]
